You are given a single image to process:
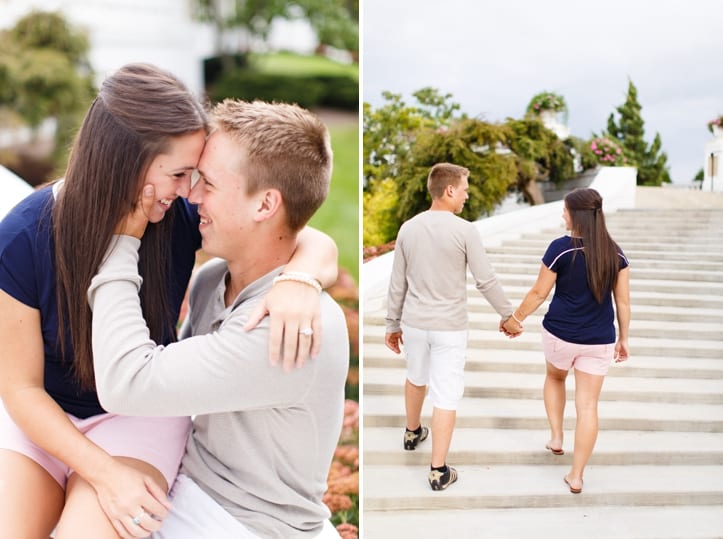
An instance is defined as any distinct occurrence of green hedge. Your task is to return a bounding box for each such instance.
[210,70,358,111]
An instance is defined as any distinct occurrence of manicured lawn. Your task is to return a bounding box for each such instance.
[251,51,358,79]
[309,123,359,282]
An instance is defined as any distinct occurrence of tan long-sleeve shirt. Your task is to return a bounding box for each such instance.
[385,210,513,333]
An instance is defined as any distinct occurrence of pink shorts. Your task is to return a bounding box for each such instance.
[0,401,191,488]
[541,327,614,376]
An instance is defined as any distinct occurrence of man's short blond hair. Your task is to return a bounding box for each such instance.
[427,163,469,199]
[211,99,333,231]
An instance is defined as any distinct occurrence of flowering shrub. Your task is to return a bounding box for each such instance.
[589,137,627,166]
[526,91,567,115]
[326,399,359,538]
[707,116,723,134]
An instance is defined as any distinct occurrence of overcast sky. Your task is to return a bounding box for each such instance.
[362,0,723,184]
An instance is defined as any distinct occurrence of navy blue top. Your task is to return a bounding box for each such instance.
[541,236,629,345]
[0,185,201,418]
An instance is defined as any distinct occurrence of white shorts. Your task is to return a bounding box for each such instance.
[153,474,340,539]
[401,323,467,410]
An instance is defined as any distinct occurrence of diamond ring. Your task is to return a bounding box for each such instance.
[132,511,145,526]
[299,327,313,337]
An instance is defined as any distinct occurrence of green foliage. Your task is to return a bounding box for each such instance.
[707,116,723,134]
[395,118,517,225]
[8,10,90,67]
[363,88,463,187]
[526,91,567,115]
[363,88,590,246]
[363,178,400,246]
[693,168,704,182]
[605,79,671,185]
[566,135,598,170]
[191,0,358,55]
[210,70,357,110]
[308,124,359,282]
[505,118,575,185]
[0,10,95,180]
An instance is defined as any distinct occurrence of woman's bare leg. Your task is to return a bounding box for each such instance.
[566,369,606,491]
[54,457,168,539]
[543,361,568,451]
[0,449,64,539]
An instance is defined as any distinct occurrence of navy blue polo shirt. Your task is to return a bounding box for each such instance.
[541,236,629,345]
[0,185,200,418]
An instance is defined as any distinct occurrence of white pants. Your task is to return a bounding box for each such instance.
[153,474,340,538]
[402,323,467,410]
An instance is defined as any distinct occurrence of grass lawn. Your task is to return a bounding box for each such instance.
[309,123,359,283]
[250,51,358,79]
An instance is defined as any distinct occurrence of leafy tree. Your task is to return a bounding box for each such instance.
[363,88,462,187]
[605,80,671,185]
[0,10,95,180]
[192,0,358,55]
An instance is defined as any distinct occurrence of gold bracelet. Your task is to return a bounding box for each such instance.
[511,311,523,324]
[272,272,322,294]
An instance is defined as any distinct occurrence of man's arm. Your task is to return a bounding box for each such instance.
[465,226,513,317]
[88,236,315,417]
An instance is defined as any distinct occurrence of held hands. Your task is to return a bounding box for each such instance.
[115,184,154,239]
[245,279,322,372]
[92,459,171,538]
[385,331,403,354]
[500,316,523,338]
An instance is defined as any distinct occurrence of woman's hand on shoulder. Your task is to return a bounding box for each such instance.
[245,278,322,372]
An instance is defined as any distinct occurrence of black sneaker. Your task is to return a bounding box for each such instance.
[403,426,428,450]
[428,466,458,491]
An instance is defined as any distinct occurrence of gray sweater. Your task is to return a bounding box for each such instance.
[386,210,513,333]
[88,236,349,538]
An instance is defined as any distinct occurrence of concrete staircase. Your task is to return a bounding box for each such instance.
[362,206,723,538]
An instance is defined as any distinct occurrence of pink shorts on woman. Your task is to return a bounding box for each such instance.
[0,401,191,488]
[541,326,614,376]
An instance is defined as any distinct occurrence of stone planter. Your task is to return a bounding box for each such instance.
[713,125,723,138]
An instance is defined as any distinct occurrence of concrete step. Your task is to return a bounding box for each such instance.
[369,302,723,324]
[486,245,723,262]
[495,238,723,254]
[363,505,723,539]
[486,266,723,284]
[362,203,723,530]
[363,428,723,466]
[363,325,723,359]
[487,252,723,272]
[363,368,723,404]
[362,344,723,380]
[362,465,723,511]
[364,311,723,341]
[490,276,723,297]
[362,395,723,432]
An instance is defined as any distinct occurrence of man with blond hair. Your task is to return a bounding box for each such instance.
[385,162,514,491]
[88,100,348,538]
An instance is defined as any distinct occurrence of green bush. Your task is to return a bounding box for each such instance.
[210,70,358,110]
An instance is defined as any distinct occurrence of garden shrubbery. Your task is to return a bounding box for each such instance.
[210,70,358,111]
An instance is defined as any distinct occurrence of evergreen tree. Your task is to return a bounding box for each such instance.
[606,80,671,185]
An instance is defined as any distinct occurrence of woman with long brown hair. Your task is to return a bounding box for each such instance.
[503,187,630,494]
[0,63,337,539]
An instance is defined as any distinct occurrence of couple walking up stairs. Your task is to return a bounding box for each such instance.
[362,189,723,538]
